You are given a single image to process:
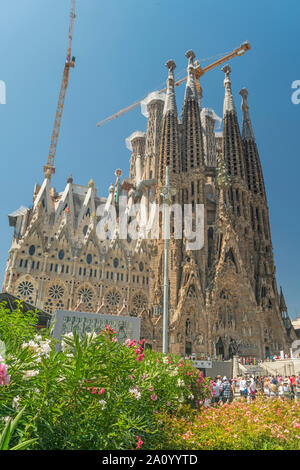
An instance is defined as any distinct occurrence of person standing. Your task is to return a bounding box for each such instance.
[212,378,221,405]
[283,379,291,400]
[239,376,247,399]
[263,377,270,399]
[295,374,300,402]
[290,375,296,400]
[278,381,285,400]
[221,377,234,404]
[249,377,256,401]
[270,379,278,399]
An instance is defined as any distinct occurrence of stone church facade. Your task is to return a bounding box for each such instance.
[2,51,296,359]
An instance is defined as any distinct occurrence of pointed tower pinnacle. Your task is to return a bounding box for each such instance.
[158,60,180,182]
[221,65,245,181]
[181,50,204,172]
[222,65,236,114]
[184,50,198,102]
[239,88,266,198]
[163,60,177,116]
[239,88,255,140]
[279,286,287,313]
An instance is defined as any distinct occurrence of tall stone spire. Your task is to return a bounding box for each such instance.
[222,65,236,114]
[163,60,177,116]
[222,65,245,181]
[279,286,287,314]
[181,50,204,173]
[184,50,198,101]
[239,88,255,140]
[239,88,266,199]
[158,60,180,183]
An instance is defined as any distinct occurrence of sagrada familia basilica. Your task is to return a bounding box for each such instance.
[2,50,296,360]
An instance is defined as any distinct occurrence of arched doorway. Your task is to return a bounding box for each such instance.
[265,346,270,359]
[216,337,224,359]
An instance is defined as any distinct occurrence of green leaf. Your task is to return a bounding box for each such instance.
[0,421,12,450]
[10,438,38,450]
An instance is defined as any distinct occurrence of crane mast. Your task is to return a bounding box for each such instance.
[44,0,76,176]
[96,41,250,128]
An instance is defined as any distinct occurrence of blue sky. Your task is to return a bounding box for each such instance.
[0,0,299,318]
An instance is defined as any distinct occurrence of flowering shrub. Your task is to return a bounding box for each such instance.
[0,304,210,450]
[157,398,300,450]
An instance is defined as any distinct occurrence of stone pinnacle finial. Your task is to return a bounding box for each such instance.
[222,64,231,78]
[165,59,176,73]
[45,169,52,180]
[239,87,248,99]
[185,50,196,66]
[88,179,95,188]
[239,87,254,140]
[67,174,73,184]
[239,88,249,112]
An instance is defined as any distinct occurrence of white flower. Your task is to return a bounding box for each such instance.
[188,393,194,400]
[178,395,184,403]
[162,356,168,364]
[170,368,179,376]
[12,396,21,410]
[22,369,39,380]
[177,378,185,387]
[86,332,97,341]
[1,416,10,424]
[39,341,51,357]
[22,337,52,358]
[61,332,74,352]
[99,400,106,410]
[129,387,141,400]
[57,376,66,383]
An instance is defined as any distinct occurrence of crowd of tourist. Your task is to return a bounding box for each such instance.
[206,373,300,406]
[239,354,295,365]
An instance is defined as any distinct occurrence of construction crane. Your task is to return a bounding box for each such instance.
[96,41,250,128]
[43,0,76,176]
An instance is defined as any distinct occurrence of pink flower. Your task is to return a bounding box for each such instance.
[0,363,10,386]
[151,393,157,401]
[136,354,144,362]
[136,436,143,449]
[98,388,105,395]
[91,387,97,394]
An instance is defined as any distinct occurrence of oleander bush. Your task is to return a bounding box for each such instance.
[0,302,211,450]
[156,398,300,450]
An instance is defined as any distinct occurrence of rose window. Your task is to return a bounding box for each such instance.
[78,287,94,303]
[133,293,147,312]
[106,290,121,306]
[49,284,64,300]
[17,281,34,298]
